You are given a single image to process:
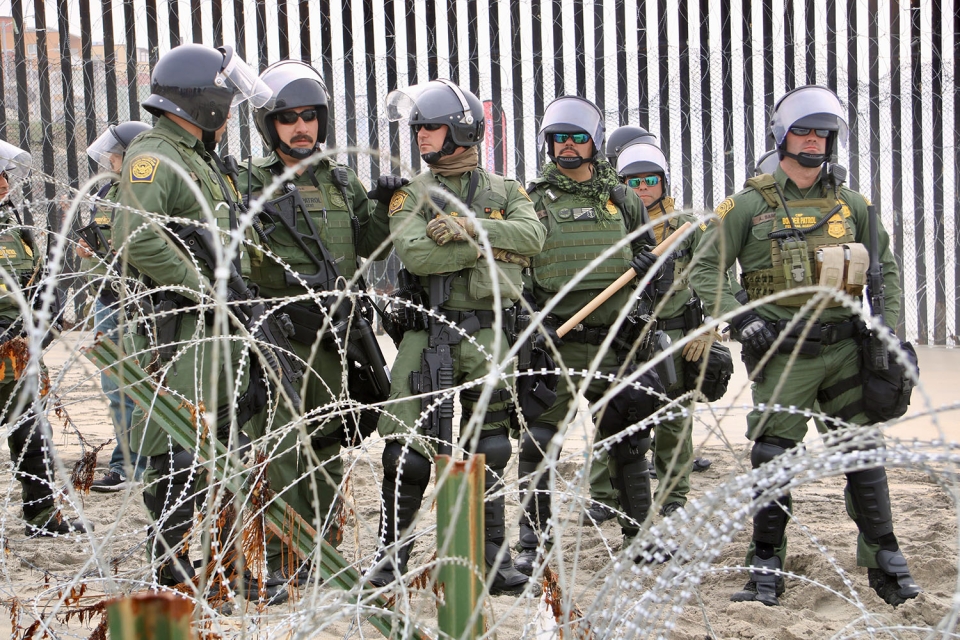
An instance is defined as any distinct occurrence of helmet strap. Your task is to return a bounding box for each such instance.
[277,139,318,160]
[420,133,459,165]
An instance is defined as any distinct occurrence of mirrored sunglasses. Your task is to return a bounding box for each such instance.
[625,175,661,188]
[552,132,590,144]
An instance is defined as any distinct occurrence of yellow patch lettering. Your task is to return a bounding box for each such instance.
[130,156,160,183]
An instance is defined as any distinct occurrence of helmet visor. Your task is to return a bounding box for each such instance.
[0,139,32,182]
[616,142,669,182]
[86,126,124,171]
[537,96,604,152]
[220,55,273,108]
[384,82,436,122]
[771,86,848,148]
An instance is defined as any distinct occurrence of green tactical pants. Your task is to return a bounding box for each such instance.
[746,335,888,568]
[377,326,513,460]
[588,327,694,510]
[246,335,345,572]
[1,343,56,525]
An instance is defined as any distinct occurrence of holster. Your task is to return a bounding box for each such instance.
[153,292,188,362]
[859,333,918,423]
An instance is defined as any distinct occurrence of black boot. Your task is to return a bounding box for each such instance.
[515,459,551,576]
[367,445,429,588]
[868,549,921,606]
[144,450,198,587]
[731,555,784,606]
[485,467,531,595]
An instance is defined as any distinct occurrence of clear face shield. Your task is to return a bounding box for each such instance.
[86,126,124,171]
[219,51,273,109]
[616,142,670,185]
[537,97,605,153]
[770,86,849,149]
[0,140,32,202]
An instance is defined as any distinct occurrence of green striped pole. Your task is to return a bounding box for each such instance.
[435,455,485,638]
[108,593,195,639]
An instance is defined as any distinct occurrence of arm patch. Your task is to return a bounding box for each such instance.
[129,156,160,183]
[388,191,408,216]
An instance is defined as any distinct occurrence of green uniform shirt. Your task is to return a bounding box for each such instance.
[0,205,37,323]
[527,173,650,325]
[236,151,390,298]
[689,167,902,327]
[388,168,545,310]
[645,199,698,321]
[115,115,246,299]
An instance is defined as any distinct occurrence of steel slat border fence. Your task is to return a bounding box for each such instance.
[0,0,955,345]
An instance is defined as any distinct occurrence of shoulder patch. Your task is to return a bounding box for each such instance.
[715,197,735,219]
[388,191,408,216]
[517,185,531,201]
[327,185,347,209]
[129,156,160,183]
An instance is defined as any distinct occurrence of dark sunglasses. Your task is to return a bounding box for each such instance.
[274,108,319,125]
[625,175,661,188]
[553,132,590,144]
[789,126,831,138]
[413,123,444,133]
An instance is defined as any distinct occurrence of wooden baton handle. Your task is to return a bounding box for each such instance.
[556,221,691,338]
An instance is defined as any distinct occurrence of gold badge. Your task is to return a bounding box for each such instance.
[130,156,159,183]
[605,200,619,216]
[827,214,846,238]
[716,197,735,219]
[328,185,347,209]
[517,185,531,201]
[388,191,408,216]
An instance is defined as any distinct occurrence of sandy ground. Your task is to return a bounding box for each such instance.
[0,332,957,639]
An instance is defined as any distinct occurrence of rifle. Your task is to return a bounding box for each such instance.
[865,203,888,371]
[255,185,391,402]
[176,224,304,408]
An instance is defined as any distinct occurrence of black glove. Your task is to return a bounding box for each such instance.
[368,174,409,205]
[630,250,663,279]
[534,325,564,351]
[734,313,776,359]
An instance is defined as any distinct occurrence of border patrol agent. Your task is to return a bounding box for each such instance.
[80,121,151,492]
[368,79,545,595]
[115,43,271,586]
[237,59,396,602]
[614,139,731,517]
[0,141,92,537]
[515,96,665,575]
[689,85,921,607]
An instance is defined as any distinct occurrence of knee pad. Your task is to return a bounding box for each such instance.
[846,466,895,541]
[596,366,664,439]
[609,430,652,465]
[519,423,555,464]
[382,442,431,490]
[750,436,796,469]
[475,428,512,471]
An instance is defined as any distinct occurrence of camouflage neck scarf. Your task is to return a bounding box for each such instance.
[541,159,621,226]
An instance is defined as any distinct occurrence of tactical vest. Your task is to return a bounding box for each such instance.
[139,128,249,278]
[740,174,857,307]
[0,213,37,314]
[422,171,522,310]
[248,159,359,293]
[529,182,633,294]
[649,200,691,290]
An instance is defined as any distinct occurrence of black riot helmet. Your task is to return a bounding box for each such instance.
[769,85,848,168]
[142,44,271,147]
[254,60,329,160]
[537,96,605,170]
[87,121,151,171]
[385,80,485,163]
[605,125,657,164]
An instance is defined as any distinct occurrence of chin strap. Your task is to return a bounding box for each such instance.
[421,134,459,165]
[779,149,827,168]
[554,154,593,170]
[278,140,319,161]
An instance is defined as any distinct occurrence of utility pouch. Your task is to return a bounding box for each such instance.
[842,243,869,296]
[775,319,822,357]
[389,268,429,336]
[777,237,812,289]
[651,330,678,388]
[860,335,918,423]
[682,296,704,333]
[684,342,734,402]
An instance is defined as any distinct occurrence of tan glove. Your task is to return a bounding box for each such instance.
[681,329,721,362]
[426,214,476,245]
[492,248,530,268]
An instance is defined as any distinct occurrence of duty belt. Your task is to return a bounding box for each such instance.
[656,314,689,332]
[773,318,859,345]
[560,323,609,345]
[437,307,516,334]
